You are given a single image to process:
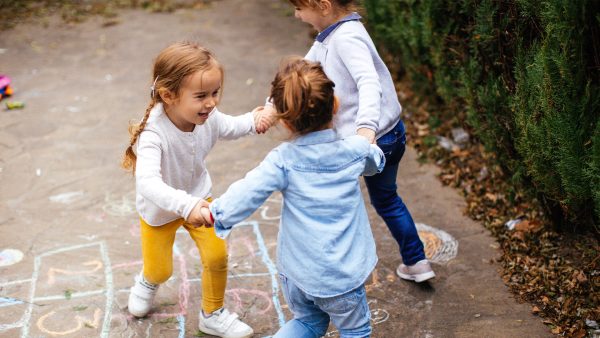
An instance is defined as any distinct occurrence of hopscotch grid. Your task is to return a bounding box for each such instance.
[0,279,32,287]
[34,289,105,302]
[17,241,109,338]
[3,192,405,337]
[248,221,286,327]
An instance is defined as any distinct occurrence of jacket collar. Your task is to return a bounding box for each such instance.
[316,12,362,43]
[292,129,337,145]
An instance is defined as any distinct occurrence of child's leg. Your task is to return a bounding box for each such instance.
[185,223,228,313]
[315,285,371,338]
[274,274,329,338]
[363,121,426,266]
[129,217,181,317]
[141,217,182,283]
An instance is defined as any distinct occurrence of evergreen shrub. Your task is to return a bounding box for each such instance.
[363,0,600,231]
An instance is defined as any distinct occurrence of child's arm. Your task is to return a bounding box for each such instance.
[336,34,382,140]
[136,130,202,221]
[207,147,287,238]
[214,103,276,139]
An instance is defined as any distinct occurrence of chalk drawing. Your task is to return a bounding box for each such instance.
[228,236,257,259]
[0,297,25,308]
[0,248,24,267]
[0,197,385,337]
[18,241,113,338]
[163,220,286,337]
[102,192,136,217]
[0,279,33,331]
[48,191,84,204]
[416,223,458,264]
[369,300,390,325]
[248,221,286,327]
[36,308,101,335]
[323,300,389,337]
[228,288,273,315]
[34,290,105,302]
[47,260,103,285]
[258,196,283,221]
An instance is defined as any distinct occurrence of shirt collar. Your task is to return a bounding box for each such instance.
[315,12,361,43]
[292,129,337,145]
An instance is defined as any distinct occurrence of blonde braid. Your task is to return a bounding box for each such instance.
[121,99,156,174]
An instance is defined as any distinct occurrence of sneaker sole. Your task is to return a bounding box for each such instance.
[198,324,253,338]
[396,267,436,283]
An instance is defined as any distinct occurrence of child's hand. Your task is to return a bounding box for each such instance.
[200,207,213,227]
[253,105,277,134]
[187,200,211,228]
[357,128,376,144]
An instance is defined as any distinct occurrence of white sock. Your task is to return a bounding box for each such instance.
[139,274,158,290]
[202,307,223,318]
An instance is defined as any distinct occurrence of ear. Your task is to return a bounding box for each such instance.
[158,88,177,105]
[319,0,333,15]
[332,95,339,115]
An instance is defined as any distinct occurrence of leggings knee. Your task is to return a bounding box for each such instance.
[144,268,172,284]
[202,251,228,272]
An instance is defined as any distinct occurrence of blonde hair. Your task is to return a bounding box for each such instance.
[122,42,222,173]
[270,57,336,136]
[289,0,356,11]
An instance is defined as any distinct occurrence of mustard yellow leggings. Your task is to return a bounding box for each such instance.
[140,215,227,313]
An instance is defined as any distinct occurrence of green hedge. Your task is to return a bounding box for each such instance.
[364,0,600,231]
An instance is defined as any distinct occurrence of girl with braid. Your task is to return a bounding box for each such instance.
[121,41,272,338]
[199,57,385,337]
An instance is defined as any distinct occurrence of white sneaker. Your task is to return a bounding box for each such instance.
[128,274,159,317]
[396,259,436,282]
[199,308,253,338]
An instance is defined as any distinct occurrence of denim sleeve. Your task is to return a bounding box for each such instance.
[210,148,287,238]
[363,144,385,176]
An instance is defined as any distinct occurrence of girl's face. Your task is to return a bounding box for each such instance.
[164,66,222,132]
[294,5,329,31]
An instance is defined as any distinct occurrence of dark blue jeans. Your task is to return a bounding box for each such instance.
[364,120,426,266]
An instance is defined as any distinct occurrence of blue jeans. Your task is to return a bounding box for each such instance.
[364,120,426,266]
[275,274,371,338]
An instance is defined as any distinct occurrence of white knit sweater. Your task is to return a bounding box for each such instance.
[305,19,402,139]
[135,103,256,226]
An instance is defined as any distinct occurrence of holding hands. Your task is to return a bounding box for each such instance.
[187,200,214,228]
[252,104,277,134]
[357,127,376,144]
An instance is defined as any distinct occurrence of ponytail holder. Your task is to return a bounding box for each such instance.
[150,76,159,98]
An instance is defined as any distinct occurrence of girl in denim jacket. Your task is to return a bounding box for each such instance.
[199,57,385,337]
[290,0,435,282]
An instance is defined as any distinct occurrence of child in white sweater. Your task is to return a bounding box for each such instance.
[121,41,272,338]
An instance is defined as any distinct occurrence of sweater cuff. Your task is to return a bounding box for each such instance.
[245,111,257,135]
[182,197,202,221]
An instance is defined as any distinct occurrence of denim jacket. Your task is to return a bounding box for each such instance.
[210,129,385,297]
